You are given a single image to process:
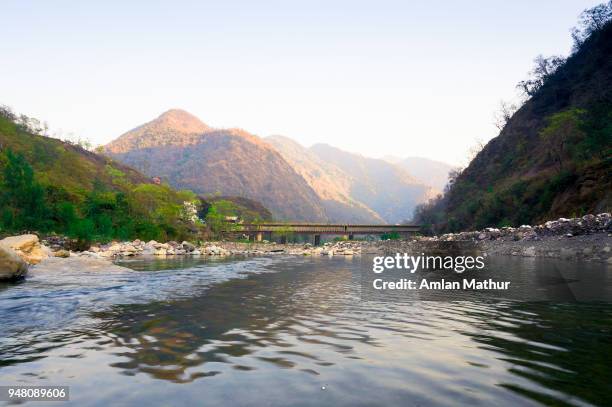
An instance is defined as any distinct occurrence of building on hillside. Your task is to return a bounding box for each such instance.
[224,216,240,223]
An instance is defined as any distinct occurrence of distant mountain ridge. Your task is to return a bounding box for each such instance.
[106,110,328,221]
[107,109,441,223]
[383,156,455,191]
[266,136,438,223]
[308,143,438,223]
[265,136,385,223]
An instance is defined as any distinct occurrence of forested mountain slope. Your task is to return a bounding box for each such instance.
[416,13,612,233]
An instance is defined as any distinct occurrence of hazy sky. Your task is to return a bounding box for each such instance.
[1,0,600,165]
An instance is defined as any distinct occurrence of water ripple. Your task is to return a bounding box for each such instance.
[0,256,610,407]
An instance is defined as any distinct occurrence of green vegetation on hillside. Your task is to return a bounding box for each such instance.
[415,3,612,234]
[202,200,240,237]
[0,107,202,245]
[199,195,272,224]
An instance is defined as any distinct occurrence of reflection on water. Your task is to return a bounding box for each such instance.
[0,256,611,406]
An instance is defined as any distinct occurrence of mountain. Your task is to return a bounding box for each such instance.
[0,107,201,242]
[0,107,275,242]
[415,17,612,233]
[266,136,384,223]
[383,156,454,191]
[308,144,437,223]
[105,110,328,222]
[106,109,211,153]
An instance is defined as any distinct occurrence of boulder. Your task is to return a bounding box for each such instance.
[0,234,48,264]
[0,244,29,280]
[123,244,138,253]
[98,250,116,258]
[107,243,122,253]
[53,250,71,258]
[182,241,196,252]
[141,246,155,255]
[154,248,167,256]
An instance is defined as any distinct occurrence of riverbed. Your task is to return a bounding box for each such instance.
[1,256,611,406]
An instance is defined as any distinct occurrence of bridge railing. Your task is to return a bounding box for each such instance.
[228,223,420,234]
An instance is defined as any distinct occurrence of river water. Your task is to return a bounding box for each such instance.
[0,255,611,406]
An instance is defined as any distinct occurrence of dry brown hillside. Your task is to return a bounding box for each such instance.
[106,110,328,221]
[266,135,385,223]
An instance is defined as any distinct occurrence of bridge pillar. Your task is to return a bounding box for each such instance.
[314,234,321,246]
[256,232,263,242]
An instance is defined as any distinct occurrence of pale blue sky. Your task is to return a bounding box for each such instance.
[0,0,599,165]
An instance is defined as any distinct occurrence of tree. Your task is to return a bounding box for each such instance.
[571,1,612,49]
[517,55,566,98]
[204,200,239,238]
[493,100,518,131]
[539,109,586,173]
[0,150,47,229]
[445,168,463,193]
[465,138,485,166]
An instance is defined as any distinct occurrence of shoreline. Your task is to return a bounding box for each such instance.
[54,230,611,265]
[73,213,610,264]
[1,213,610,281]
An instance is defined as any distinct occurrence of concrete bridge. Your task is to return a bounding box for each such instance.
[228,223,420,245]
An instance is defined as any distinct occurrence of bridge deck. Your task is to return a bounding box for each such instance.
[231,223,420,234]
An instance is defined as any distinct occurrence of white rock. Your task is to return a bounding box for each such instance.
[108,244,122,252]
[0,234,48,265]
[0,244,28,280]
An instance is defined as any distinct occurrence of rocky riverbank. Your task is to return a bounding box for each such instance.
[427,212,611,263]
[1,213,610,280]
[69,213,608,263]
[49,213,612,263]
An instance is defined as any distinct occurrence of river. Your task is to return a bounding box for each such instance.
[0,255,611,406]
